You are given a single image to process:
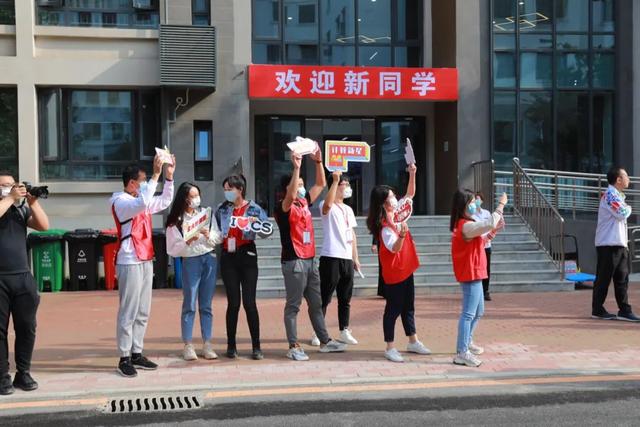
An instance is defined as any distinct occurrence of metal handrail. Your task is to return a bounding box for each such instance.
[512,158,565,279]
[471,159,495,208]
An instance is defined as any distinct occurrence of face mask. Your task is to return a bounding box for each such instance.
[297,187,307,199]
[467,203,477,215]
[343,187,353,199]
[137,180,148,196]
[475,199,482,208]
[190,196,201,209]
[224,190,238,203]
[387,196,399,210]
[0,187,11,198]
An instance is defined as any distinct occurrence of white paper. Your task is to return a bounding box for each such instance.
[155,146,173,165]
[404,138,416,165]
[356,269,365,279]
[287,136,319,156]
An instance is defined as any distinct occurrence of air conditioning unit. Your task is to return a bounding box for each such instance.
[132,0,157,10]
[37,0,64,7]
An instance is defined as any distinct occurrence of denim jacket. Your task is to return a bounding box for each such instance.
[215,200,270,240]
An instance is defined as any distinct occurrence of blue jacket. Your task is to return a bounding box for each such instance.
[215,200,270,241]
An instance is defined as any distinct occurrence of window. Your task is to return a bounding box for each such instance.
[193,121,213,181]
[491,0,615,173]
[36,1,159,29]
[0,88,18,176]
[38,89,160,181]
[192,0,210,26]
[0,0,15,25]
[252,0,422,67]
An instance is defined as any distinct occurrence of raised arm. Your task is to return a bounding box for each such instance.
[309,146,327,204]
[26,197,49,231]
[404,163,417,200]
[462,193,507,239]
[322,171,342,216]
[149,155,175,214]
[282,153,302,213]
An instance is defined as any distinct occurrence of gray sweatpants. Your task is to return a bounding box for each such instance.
[282,258,329,346]
[116,262,153,357]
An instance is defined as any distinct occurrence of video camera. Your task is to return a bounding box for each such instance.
[23,182,49,199]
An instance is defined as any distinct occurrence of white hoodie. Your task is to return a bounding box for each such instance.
[595,185,632,248]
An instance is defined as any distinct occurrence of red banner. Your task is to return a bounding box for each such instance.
[248,65,458,101]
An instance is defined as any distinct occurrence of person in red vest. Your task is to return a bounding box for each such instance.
[366,163,432,363]
[274,147,347,361]
[450,189,507,368]
[110,154,175,378]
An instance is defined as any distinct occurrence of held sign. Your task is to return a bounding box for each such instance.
[182,207,212,241]
[229,216,274,236]
[325,140,371,172]
[393,198,413,224]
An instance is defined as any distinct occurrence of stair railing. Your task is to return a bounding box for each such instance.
[471,159,496,208]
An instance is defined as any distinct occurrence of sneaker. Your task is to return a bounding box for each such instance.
[453,351,482,367]
[592,311,617,320]
[131,354,158,371]
[117,357,138,378]
[339,328,358,345]
[469,342,485,355]
[617,311,640,322]
[202,342,218,360]
[12,371,38,392]
[183,344,198,361]
[310,333,321,347]
[319,339,347,353]
[384,348,404,363]
[0,374,14,395]
[287,345,309,361]
[252,349,264,361]
[226,347,238,359]
[406,340,431,355]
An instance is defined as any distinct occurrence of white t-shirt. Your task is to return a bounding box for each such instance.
[381,226,400,251]
[319,200,357,260]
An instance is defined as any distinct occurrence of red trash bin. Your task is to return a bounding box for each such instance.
[100,229,119,290]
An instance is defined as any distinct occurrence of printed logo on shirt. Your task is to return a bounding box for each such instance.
[229,216,274,236]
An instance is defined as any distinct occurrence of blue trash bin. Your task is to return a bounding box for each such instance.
[173,257,183,289]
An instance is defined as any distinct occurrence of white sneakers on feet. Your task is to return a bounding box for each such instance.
[310,334,321,347]
[453,351,482,367]
[406,340,431,355]
[319,339,347,353]
[203,342,218,360]
[468,342,484,355]
[385,348,404,363]
[183,344,198,361]
[339,328,358,345]
[287,345,310,361]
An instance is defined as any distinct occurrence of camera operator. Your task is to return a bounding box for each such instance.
[0,171,49,396]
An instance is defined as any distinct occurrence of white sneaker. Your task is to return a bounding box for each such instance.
[339,328,358,345]
[453,351,482,367]
[406,340,431,355]
[319,339,347,353]
[183,344,198,361]
[469,342,484,355]
[287,346,310,361]
[385,348,404,363]
[202,342,218,360]
[310,333,321,347]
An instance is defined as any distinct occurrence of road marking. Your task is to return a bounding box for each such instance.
[0,397,109,411]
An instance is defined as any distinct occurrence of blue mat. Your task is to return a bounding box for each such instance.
[565,272,596,282]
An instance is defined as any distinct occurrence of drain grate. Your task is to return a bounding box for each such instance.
[104,394,202,414]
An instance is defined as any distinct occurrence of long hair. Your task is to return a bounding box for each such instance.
[166,182,200,229]
[366,185,394,238]
[449,189,476,232]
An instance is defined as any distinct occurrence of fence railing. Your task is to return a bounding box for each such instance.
[471,159,495,208]
[512,158,565,279]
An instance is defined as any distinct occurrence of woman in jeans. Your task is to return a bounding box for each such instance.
[449,189,507,367]
[215,175,270,360]
[166,182,222,361]
[366,163,431,363]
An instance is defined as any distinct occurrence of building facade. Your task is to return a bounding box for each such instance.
[0,0,637,228]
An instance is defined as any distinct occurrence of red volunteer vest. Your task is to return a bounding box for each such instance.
[451,218,487,282]
[379,221,420,285]
[111,204,154,262]
[289,198,315,259]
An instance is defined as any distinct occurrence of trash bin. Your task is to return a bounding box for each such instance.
[28,229,66,292]
[64,229,100,291]
[99,229,119,291]
[152,228,168,289]
[173,257,183,289]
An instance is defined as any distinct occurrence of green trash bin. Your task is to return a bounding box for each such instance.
[28,229,67,293]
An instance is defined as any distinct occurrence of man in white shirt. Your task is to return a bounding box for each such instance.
[109,155,176,377]
[318,171,361,345]
[592,167,639,322]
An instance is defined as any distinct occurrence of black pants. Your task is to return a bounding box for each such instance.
[592,246,632,315]
[483,247,492,295]
[0,273,39,376]
[220,245,260,349]
[319,256,354,331]
[383,275,416,342]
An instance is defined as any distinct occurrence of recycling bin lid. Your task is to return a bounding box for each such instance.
[28,229,67,242]
[64,228,101,241]
[98,231,119,244]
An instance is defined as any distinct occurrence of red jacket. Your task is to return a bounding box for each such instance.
[378,221,420,285]
[451,218,487,282]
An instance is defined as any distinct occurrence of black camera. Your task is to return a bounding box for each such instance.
[23,182,49,199]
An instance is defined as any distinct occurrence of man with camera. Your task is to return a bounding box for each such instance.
[0,171,49,395]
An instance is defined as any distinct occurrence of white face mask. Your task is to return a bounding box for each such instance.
[0,187,11,198]
[297,187,307,199]
[343,187,353,199]
[387,196,399,210]
[137,180,149,196]
[190,196,201,209]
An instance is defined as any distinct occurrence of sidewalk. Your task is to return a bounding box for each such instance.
[2,285,639,406]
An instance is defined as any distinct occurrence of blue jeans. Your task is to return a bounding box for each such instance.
[456,280,484,353]
[181,253,217,343]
